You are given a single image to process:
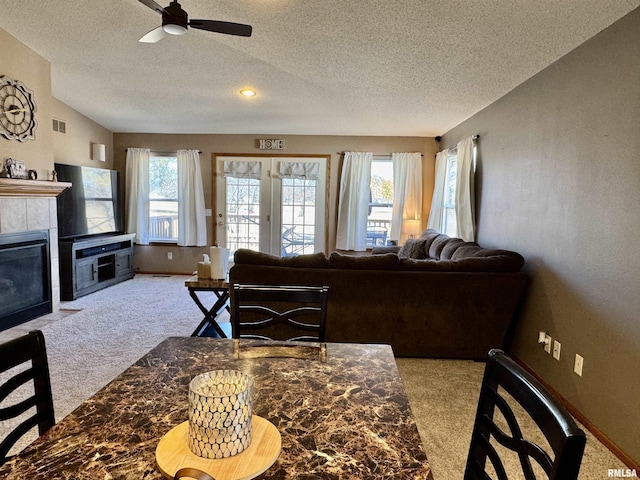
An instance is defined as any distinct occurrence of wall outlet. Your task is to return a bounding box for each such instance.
[167,252,173,260]
[574,354,584,376]
[544,334,552,353]
[552,340,561,360]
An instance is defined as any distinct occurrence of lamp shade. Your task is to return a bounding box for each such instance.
[404,219,422,237]
[92,143,106,162]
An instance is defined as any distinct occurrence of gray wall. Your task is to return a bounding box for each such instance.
[441,8,640,462]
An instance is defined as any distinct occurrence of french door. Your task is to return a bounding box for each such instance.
[214,155,328,257]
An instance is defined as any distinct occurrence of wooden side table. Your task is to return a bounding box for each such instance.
[184,276,230,338]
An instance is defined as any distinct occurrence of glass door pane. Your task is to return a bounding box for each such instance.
[225,176,261,252]
[280,177,317,256]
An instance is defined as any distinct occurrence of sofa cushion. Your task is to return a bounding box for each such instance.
[397,238,429,259]
[440,238,471,260]
[234,249,329,268]
[399,258,447,271]
[428,234,450,259]
[328,252,400,270]
[399,255,523,272]
[450,244,485,259]
[371,245,401,255]
[465,249,525,272]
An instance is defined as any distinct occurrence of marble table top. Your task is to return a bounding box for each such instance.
[1,338,433,479]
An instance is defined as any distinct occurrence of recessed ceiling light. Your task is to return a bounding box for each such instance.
[240,89,256,97]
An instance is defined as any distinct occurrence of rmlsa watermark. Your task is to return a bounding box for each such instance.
[608,469,638,478]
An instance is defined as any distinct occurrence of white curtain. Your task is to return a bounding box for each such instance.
[336,151,372,251]
[177,149,207,246]
[427,149,449,232]
[125,148,150,245]
[455,136,475,241]
[390,152,422,243]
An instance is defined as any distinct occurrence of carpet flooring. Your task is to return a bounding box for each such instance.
[0,274,627,478]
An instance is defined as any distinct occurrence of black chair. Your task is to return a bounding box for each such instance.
[465,349,586,480]
[231,284,329,342]
[0,330,55,465]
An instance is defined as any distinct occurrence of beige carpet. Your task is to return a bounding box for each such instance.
[0,274,627,477]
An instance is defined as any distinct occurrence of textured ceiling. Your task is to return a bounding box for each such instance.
[0,0,638,136]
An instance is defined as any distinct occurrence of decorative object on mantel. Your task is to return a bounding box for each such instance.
[5,158,28,179]
[258,139,284,150]
[0,75,37,142]
[28,169,37,180]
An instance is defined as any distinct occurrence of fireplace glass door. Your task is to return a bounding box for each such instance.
[0,230,51,332]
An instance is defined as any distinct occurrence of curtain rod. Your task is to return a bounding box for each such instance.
[336,152,423,157]
[438,134,479,154]
[125,149,202,154]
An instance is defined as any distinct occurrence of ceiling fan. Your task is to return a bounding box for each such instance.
[137,0,252,43]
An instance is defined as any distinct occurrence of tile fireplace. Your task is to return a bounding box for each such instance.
[0,178,71,331]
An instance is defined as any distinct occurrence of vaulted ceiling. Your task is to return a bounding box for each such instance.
[0,1,638,136]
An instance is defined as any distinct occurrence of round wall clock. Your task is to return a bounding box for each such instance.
[0,75,37,142]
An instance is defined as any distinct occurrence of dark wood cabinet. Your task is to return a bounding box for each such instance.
[59,233,135,300]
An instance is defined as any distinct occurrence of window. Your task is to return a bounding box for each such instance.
[367,158,393,247]
[442,152,457,237]
[149,155,178,242]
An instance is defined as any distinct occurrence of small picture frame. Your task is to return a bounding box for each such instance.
[5,158,28,179]
[28,169,38,180]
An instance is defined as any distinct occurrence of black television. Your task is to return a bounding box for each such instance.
[55,163,124,240]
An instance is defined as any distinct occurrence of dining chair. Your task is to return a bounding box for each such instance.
[464,349,586,480]
[0,330,55,465]
[231,284,329,342]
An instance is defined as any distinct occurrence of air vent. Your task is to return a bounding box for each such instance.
[52,118,66,134]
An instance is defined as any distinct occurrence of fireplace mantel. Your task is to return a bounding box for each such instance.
[0,178,71,197]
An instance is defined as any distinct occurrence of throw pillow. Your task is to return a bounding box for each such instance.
[397,238,428,259]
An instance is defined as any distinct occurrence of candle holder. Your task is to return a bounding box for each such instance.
[188,370,253,459]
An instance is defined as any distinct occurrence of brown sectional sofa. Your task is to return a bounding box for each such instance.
[228,229,528,359]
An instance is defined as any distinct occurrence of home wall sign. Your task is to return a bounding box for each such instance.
[259,139,284,150]
[0,75,38,142]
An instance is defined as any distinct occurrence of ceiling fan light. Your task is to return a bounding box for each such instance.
[163,23,187,35]
[240,89,256,97]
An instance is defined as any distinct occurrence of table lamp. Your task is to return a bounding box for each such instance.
[404,219,422,239]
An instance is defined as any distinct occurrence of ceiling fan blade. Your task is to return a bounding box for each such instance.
[137,0,166,15]
[139,26,168,43]
[189,19,252,37]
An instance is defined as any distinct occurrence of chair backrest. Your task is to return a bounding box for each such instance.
[231,284,329,342]
[0,330,55,464]
[464,349,586,480]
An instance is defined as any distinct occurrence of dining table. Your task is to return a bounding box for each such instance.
[0,337,433,479]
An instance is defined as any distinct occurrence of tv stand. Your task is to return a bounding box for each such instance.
[59,233,135,300]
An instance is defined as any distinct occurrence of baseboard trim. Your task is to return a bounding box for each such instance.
[512,354,639,471]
